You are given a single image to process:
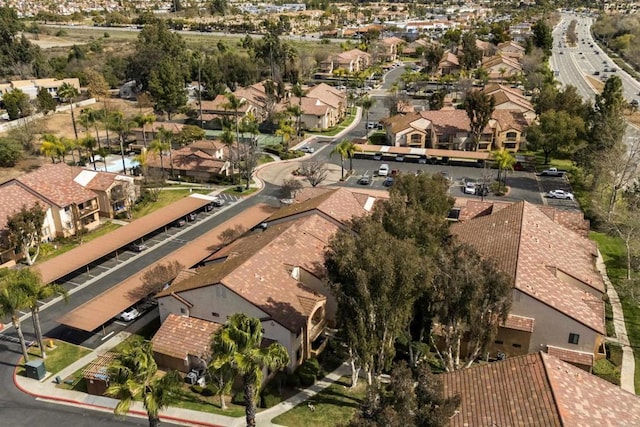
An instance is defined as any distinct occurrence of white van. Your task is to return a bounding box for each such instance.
[378,164,390,176]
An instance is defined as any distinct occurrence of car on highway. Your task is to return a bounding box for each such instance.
[378,163,390,176]
[547,190,575,200]
[128,242,148,252]
[116,307,141,322]
[299,146,315,153]
[358,175,371,185]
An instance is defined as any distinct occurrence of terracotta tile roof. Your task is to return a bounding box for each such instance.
[71,168,117,191]
[382,36,404,45]
[305,83,346,109]
[497,41,526,52]
[439,51,460,66]
[443,353,562,426]
[161,215,332,332]
[146,148,226,174]
[444,352,640,426]
[491,109,529,132]
[200,94,251,113]
[0,181,50,230]
[290,96,331,116]
[451,201,605,334]
[546,345,593,366]
[503,314,535,332]
[541,352,640,425]
[267,187,367,223]
[139,121,185,134]
[538,206,590,237]
[483,55,523,71]
[420,109,470,134]
[151,314,221,360]
[16,163,97,207]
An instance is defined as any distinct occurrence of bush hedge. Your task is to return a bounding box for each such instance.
[232,391,246,406]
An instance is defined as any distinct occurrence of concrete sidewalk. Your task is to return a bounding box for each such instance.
[14,325,352,427]
[596,250,636,394]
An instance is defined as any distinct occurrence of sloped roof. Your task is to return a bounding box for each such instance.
[482,55,523,71]
[266,187,367,223]
[151,314,221,360]
[146,147,226,173]
[306,83,346,109]
[444,352,640,426]
[491,109,529,132]
[72,168,118,191]
[451,201,604,334]
[0,181,51,230]
[419,109,470,134]
[16,163,97,207]
[439,51,460,66]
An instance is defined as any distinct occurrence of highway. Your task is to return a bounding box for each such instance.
[551,13,640,104]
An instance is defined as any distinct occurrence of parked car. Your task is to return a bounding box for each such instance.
[211,196,225,207]
[547,190,575,200]
[367,121,377,129]
[395,154,404,162]
[463,178,477,195]
[383,177,394,187]
[187,212,197,221]
[116,307,141,322]
[378,164,390,176]
[175,219,186,227]
[540,167,565,177]
[475,185,489,196]
[358,175,371,185]
[128,243,148,252]
[299,146,315,153]
[373,153,383,161]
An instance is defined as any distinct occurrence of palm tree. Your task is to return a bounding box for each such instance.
[16,269,67,359]
[79,108,103,149]
[286,104,303,140]
[290,84,306,136]
[343,140,359,172]
[108,111,134,175]
[107,341,182,427]
[491,148,516,191]
[209,313,289,427]
[150,138,170,179]
[79,136,98,170]
[222,94,247,147]
[330,139,350,180]
[0,272,31,362]
[57,83,80,144]
[357,96,375,134]
[275,119,295,151]
[133,113,155,148]
[134,148,149,180]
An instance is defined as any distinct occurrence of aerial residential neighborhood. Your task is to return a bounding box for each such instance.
[1,1,640,427]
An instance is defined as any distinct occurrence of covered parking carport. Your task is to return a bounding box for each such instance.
[36,194,215,285]
[56,203,277,334]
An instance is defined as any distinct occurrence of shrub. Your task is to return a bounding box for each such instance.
[232,391,246,406]
[285,372,300,387]
[261,393,282,408]
[201,386,215,397]
[190,385,203,394]
[297,371,316,386]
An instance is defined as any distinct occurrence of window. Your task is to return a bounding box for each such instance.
[512,343,522,348]
[180,308,186,314]
[506,131,517,139]
[568,333,580,344]
[494,340,504,345]
[211,312,219,318]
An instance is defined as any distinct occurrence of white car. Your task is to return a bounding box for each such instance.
[463,178,477,195]
[299,146,315,153]
[116,307,141,322]
[547,190,574,200]
[378,164,390,177]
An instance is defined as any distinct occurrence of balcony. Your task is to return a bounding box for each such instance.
[78,202,99,217]
[308,318,327,342]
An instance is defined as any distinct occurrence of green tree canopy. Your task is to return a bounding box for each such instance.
[6,203,46,265]
[149,59,188,120]
[527,109,585,164]
[0,137,22,166]
[36,87,57,115]
[3,89,32,120]
[464,90,495,151]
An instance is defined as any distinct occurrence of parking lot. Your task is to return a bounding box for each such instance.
[332,157,581,212]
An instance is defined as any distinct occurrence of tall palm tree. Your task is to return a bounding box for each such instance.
[107,341,182,427]
[222,94,247,147]
[16,269,67,359]
[342,140,359,172]
[290,83,306,136]
[108,111,134,175]
[491,148,516,191]
[57,83,80,144]
[275,119,295,151]
[209,313,289,427]
[79,136,98,170]
[357,96,375,134]
[79,109,102,149]
[330,139,351,179]
[0,272,31,362]
[133,113,155,148]
[150,138,170,179]
[157,127,175,178]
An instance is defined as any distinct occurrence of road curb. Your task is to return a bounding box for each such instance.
[13,367,224,427]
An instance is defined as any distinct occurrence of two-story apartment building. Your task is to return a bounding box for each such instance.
[289,83,348,130]
[382,108,528,152]
[0,78,81,101]
[320,48,372,74]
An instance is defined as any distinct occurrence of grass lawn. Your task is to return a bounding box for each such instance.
[258,154,275,165]
[271,376,366,427]
[36,221,121,263]
[308,109,358,137]
[171,387,246,417]
[17,339,91,378]
[590,231,640,392]
[131,189,209,219]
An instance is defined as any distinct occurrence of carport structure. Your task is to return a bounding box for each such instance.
[36,194,214,285]
[354,144,491,162]
[56,203,277,333]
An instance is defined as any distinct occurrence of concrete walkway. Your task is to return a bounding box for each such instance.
[14,325,352,427]
[596,250,636,394]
